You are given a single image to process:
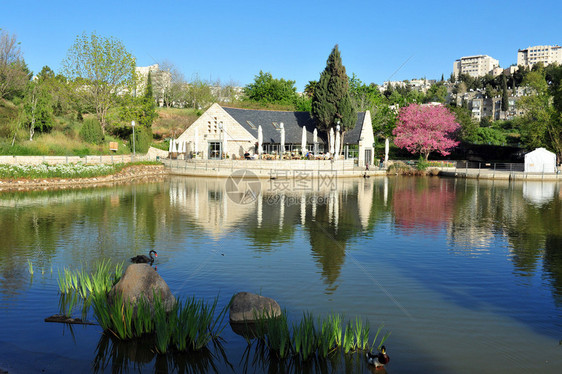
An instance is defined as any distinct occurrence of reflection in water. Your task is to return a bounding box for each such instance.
[2,177,562,372]
[523,181,556,206]
[393,177,456,234]
[168,177,376,293]
[93,333,232,374]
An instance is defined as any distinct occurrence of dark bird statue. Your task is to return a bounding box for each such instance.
[366,345,390,369]
[130,250,158,264]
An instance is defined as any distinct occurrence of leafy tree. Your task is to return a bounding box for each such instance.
[62,32,136,133]
[22,80,53,141]
[517,67,555,153]
[186,75,215,109]
[425,83,448,103]
[0,29,30,100]
[372,104,397,138]
[475,127,506,145]
[244,70,297,105]
[304,80,317,98]
[312,45,356,134]
[159,60,186,107]
[448,105,479,143]
[393,104,460,160]
[79,118,104,144]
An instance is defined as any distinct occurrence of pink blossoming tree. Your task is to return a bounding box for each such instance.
[393,104,460,160]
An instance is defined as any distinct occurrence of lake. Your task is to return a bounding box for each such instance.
[0,175,561,373]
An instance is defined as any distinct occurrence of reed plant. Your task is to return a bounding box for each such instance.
[292,312,317,361]
[27,259,34,276]
[248,311,388,363]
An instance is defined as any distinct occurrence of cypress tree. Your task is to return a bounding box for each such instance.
[130,72,157,153]
[312,45,356,133]
[501,74,509,112]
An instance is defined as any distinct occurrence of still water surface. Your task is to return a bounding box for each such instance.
[0,176,561,373]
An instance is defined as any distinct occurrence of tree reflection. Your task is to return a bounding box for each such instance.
[392,177,456,234]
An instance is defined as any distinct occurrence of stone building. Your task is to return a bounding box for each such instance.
[517,45,562,68]
[175,104,375,166]
[453,55,500,78]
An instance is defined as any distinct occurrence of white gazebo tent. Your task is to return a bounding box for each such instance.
[524,148,557,173]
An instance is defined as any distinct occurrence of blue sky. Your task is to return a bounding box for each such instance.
[2,0,561,91]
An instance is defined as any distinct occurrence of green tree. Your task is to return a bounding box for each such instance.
[62,32,136,133]
[79,118,104,144]
[425,83,448,103]
[517,67,554,151]
[304,80,317,98]
[244,70,298,105]
[0,29,30,100]
[312,44,357,135]
[448,105,479,143]
[186,75,215,109]
[22,80,53,141]
[138,72,157,128]
[501,74,509,111]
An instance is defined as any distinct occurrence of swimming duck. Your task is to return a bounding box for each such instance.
[366,345,390,368]
[130,250,158,264]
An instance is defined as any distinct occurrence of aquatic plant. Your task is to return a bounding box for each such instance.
[27,259,34,276]
[249,310,387,363]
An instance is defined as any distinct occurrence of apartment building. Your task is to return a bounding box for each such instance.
[517,45,562,68]
[453,55,500,78]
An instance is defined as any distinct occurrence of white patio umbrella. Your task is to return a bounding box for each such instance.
[301,126,307,154]
[222,127,228,158]
[194,128,199,154]
[168,138,173,152]
[313,128,318,155]
[257,125,263,155]
[335,125,341,158]
[329,127,335,154]
[384,137,390,164]
[280,122,285,155]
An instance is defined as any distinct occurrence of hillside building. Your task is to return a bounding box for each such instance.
[517,45,562,68]
[453,55,500,78]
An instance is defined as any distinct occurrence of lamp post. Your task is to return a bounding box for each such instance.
[131,120,136,158]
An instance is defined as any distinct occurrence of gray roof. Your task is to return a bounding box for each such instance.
[222,107,365,145]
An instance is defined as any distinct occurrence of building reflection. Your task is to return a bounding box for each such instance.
[167,176,375,292]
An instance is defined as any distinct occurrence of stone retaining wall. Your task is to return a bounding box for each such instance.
[0,165,168,191]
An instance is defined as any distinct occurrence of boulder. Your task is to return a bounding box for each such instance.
[110,264,175,312]
[229,292,281,323]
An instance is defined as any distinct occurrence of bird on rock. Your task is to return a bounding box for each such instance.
[130,250,157,265]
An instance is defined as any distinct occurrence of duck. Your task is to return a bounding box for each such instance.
[366,345,390,369]
[130,250,158,264]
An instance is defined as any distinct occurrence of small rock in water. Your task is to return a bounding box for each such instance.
[229,292,281,323]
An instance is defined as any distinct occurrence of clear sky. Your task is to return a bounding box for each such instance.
[2,0,561,91]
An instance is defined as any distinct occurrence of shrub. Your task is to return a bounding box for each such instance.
[80,118,104,145]
[130,126,152,154]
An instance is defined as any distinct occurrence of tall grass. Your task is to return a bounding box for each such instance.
[27,259,34,276]
[251,311,390,363]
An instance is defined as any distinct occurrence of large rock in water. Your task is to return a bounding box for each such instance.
[110,264,175,312]
[229,292,281,323]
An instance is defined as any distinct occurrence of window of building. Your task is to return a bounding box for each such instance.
[246,121,257,129]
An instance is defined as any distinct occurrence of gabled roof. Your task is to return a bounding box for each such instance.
[222,107,366,145]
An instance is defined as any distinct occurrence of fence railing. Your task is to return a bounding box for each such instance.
[454,161,525,172]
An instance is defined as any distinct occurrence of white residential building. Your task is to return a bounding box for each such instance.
[453,55,500,78]
[517,45,562,68]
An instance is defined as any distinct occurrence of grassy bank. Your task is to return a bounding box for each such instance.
[0,105,199,156]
